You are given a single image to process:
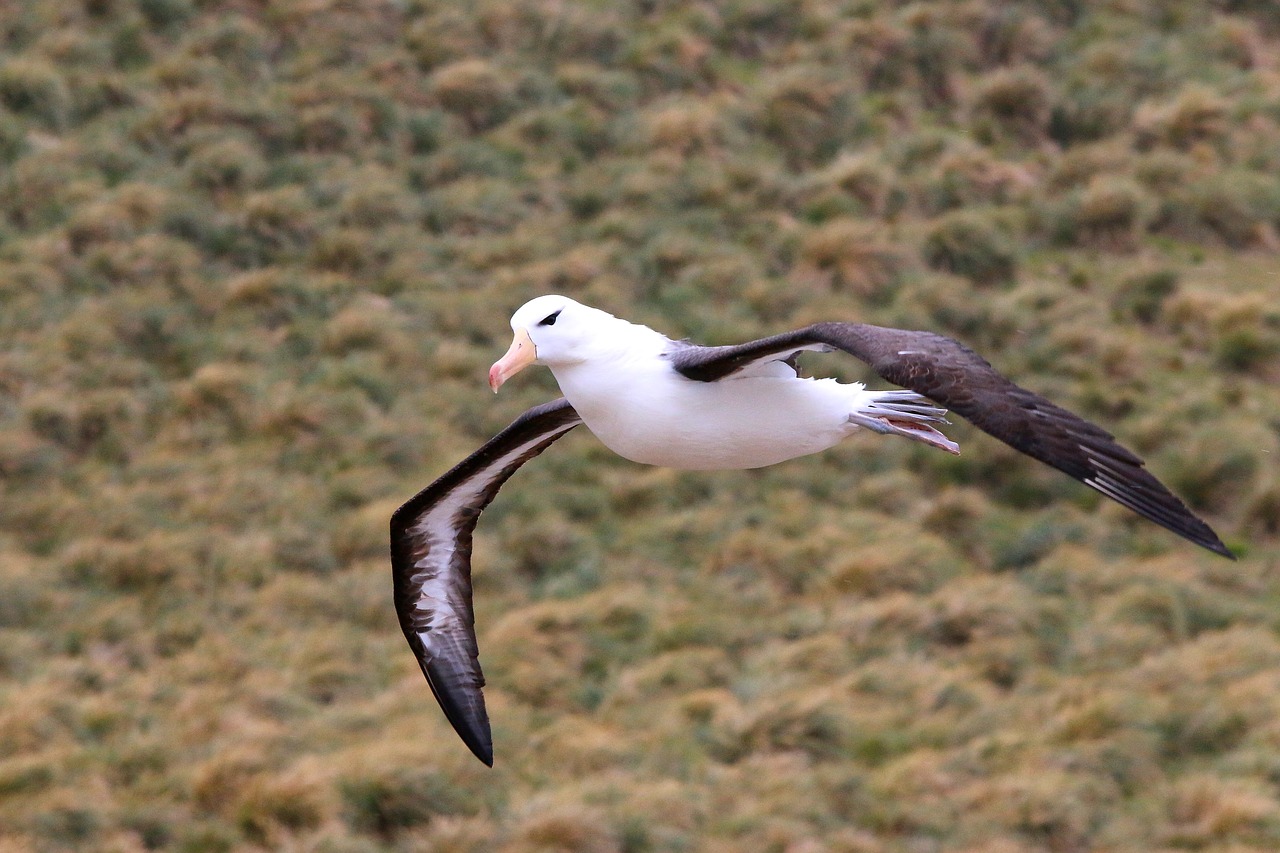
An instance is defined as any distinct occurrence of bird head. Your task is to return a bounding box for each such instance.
[489,295,610,391]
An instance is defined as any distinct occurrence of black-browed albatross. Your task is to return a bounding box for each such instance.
[391,295,1233,765]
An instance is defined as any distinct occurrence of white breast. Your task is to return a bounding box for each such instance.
[551,356,862,470]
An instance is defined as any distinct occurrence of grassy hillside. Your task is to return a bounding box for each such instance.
[2,0,1280,850]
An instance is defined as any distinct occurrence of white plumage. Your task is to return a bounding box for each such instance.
[496,295,957,469]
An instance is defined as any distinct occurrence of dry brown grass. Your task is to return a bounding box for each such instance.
[0,0,1278,850]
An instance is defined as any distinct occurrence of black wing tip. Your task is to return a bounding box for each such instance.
[436,692,495,766]
[1201,537,1237,561]
[472,739,495,767]
[1143,500,1236,560]
[440,702,493,765]
[421,661,495,767]
[1094,482,1237,560]
[455,714,494,766]
[1126,498,1236,560]
[1174,524,1235,559]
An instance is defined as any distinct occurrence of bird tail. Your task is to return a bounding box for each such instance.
[849,390,960,455]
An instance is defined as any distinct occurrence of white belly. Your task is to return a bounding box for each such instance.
[552,364,862,470]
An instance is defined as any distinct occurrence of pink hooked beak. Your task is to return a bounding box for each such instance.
[488,327,536,392]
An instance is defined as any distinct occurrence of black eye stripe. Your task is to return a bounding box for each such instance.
[538,310,561,326]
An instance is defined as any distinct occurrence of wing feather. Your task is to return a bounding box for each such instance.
[669,323,1233,558]
[390,398,582,765]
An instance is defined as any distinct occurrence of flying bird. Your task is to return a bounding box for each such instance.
[391,295,1233,765]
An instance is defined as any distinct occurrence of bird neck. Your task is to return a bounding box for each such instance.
[545,321,668,406]
[558,315,666,364]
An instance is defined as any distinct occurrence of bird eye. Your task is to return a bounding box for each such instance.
[538,310,561,327]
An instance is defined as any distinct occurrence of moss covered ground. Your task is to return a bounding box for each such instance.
[1,0,1280,850]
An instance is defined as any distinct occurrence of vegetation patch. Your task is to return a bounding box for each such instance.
[0,0,1274,849]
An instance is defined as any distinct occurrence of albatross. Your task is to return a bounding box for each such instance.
[391,295,1233,765]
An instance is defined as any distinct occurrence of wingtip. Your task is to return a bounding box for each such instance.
[444,705,494,766]
[1183,527,1235,560]
[1185,520,1235,560]
[420,662,495,767]
[1207,540,1237,561]
[446,700,494,766]
[460,725,494,766]
[1170,523,1235,560]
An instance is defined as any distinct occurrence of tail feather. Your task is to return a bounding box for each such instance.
[850,390,960,455]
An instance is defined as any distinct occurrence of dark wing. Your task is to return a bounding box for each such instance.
[391,398,582,766]
[669,323,1233,559]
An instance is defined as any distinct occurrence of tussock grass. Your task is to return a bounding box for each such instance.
[798,219,907,301]
[921,210,1018,285]
[0,0,1276,849]
[0,57,71,131]
[968,67,1053,147]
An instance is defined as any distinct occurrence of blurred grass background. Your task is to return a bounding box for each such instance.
[1,0,1280,850]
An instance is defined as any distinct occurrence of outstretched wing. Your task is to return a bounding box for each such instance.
[390,398,583,766]
[668,323,1233,559]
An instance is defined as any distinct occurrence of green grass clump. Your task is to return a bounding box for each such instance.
[339,767,476,839]
[797,219,906,300]
[431,59,515,132]
[1134,84,1231,152]
[138,0,195,30]
[921,210,1018,285]
[1112,268,1180,324]
[968,66,1052,146]
[0,1,1276,850]
[1069,178,1153,251]
[0,57,71,131]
